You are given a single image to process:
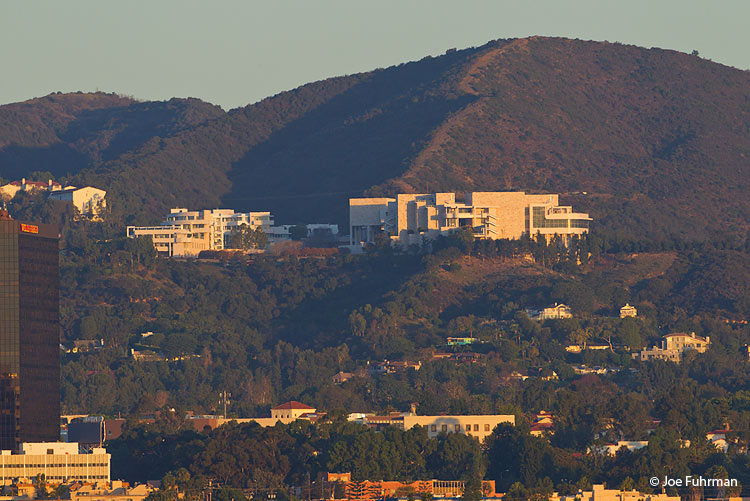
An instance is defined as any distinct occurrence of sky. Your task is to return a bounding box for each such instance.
[1,0,748,111]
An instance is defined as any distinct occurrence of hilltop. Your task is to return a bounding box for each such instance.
[2,37,749,242]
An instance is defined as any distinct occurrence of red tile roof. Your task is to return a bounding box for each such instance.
[272,401,315,410]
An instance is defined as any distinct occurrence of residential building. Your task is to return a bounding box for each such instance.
[706,426,732,453]
[550,484,680,501]
[186,402,323,432]
[126,208,274,257]
[369,359,422,374]
[0,179,62,200]
[360,413,514,442]
[633,332,710,362]
[619,304,637,318]
[48,186,107,217]
[530,411,555,437]
[349,191,591,247]
[431,351,483,363]
[446,337,478,346]
[527,303,573,320]
[70,481,154,501]
[0,214,60,451]
[332,371,354,384]
[0,442,110,485]
[271,401,316,420]
[593,440,649,456]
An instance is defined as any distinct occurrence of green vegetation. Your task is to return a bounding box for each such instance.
[2,36,750,497]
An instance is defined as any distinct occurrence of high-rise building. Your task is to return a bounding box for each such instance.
[0,211,60,451]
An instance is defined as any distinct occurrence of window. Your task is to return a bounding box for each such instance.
[454,424,461,432]
[484,424,490,432]
[465,424,471,431]
[430,425,436,432]
[570,219,589,229]
[474,424,479,431]
[47,449,53,454]
[442,425,448,432]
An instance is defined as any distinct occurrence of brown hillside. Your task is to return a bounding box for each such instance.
[1,37,748,242]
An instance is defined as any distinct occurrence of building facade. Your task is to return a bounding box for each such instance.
[0,179,62,200]
[349,191,591,247]
[357,412,514,443]
[126,208,274,257]
[551,484,680,501]
[403,415,515,442]
[0,215,60,451]
[619,304,637,318]
[633,332,710,362]
[0,442,110,485]
[527,303,573,320]
[270,401,317,420]
[48,187,107,217]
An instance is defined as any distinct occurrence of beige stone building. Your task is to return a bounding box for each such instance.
[633,332,710,362]
[620,304,637,318]
[48,186,107,217]
[349,191,591,247]
[359,412,514,443]
[0,442,110,485]
[186,401,321,432]
[539,303,573,320]
[402,414,515,442]
[551,484,680,501]
[0,179,62,200]
[126,208,274,257]
[70,481,154,501]
[270,401,317,420]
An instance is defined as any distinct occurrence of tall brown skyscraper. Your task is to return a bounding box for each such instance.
[0,213,60,450]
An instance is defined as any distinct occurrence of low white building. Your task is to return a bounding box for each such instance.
[551,484,679,501]
[0,442,110,485]
[265,223,339,243]
[593,440,649,456]
[620,304,637,318]
[527,303,573,320]
[127,208,274,257]
[49,186,107,217]
[633,332,710,362]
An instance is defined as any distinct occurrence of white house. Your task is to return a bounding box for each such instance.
[49,186,107,216]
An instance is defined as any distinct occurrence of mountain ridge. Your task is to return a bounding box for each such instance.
[1,37,748,242]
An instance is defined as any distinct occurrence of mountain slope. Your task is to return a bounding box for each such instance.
[1,37,749,241]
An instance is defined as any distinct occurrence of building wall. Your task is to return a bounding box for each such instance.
[127,208,275,257]
[0,449,110,485]
[552,484,680,501]
[349,192,590,247]
[402,415,515,442]
[349,198,395,245]
[0,220,59,451]
[271,407,316,420]
[49,187,107,216]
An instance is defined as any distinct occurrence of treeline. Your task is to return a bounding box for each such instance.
[52,218,750,420]
[112,418,750,498]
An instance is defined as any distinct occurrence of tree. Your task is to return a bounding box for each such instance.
[289,225,308,241]
[226,225,268,250]
[348,311,367,337]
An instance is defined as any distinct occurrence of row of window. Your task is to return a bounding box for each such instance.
[429,423,492,433]
[2,463,109,468]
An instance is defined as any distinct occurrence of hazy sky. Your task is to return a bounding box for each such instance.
[1,0,748,110]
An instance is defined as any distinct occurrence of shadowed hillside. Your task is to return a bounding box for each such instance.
[1,37,749,241]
